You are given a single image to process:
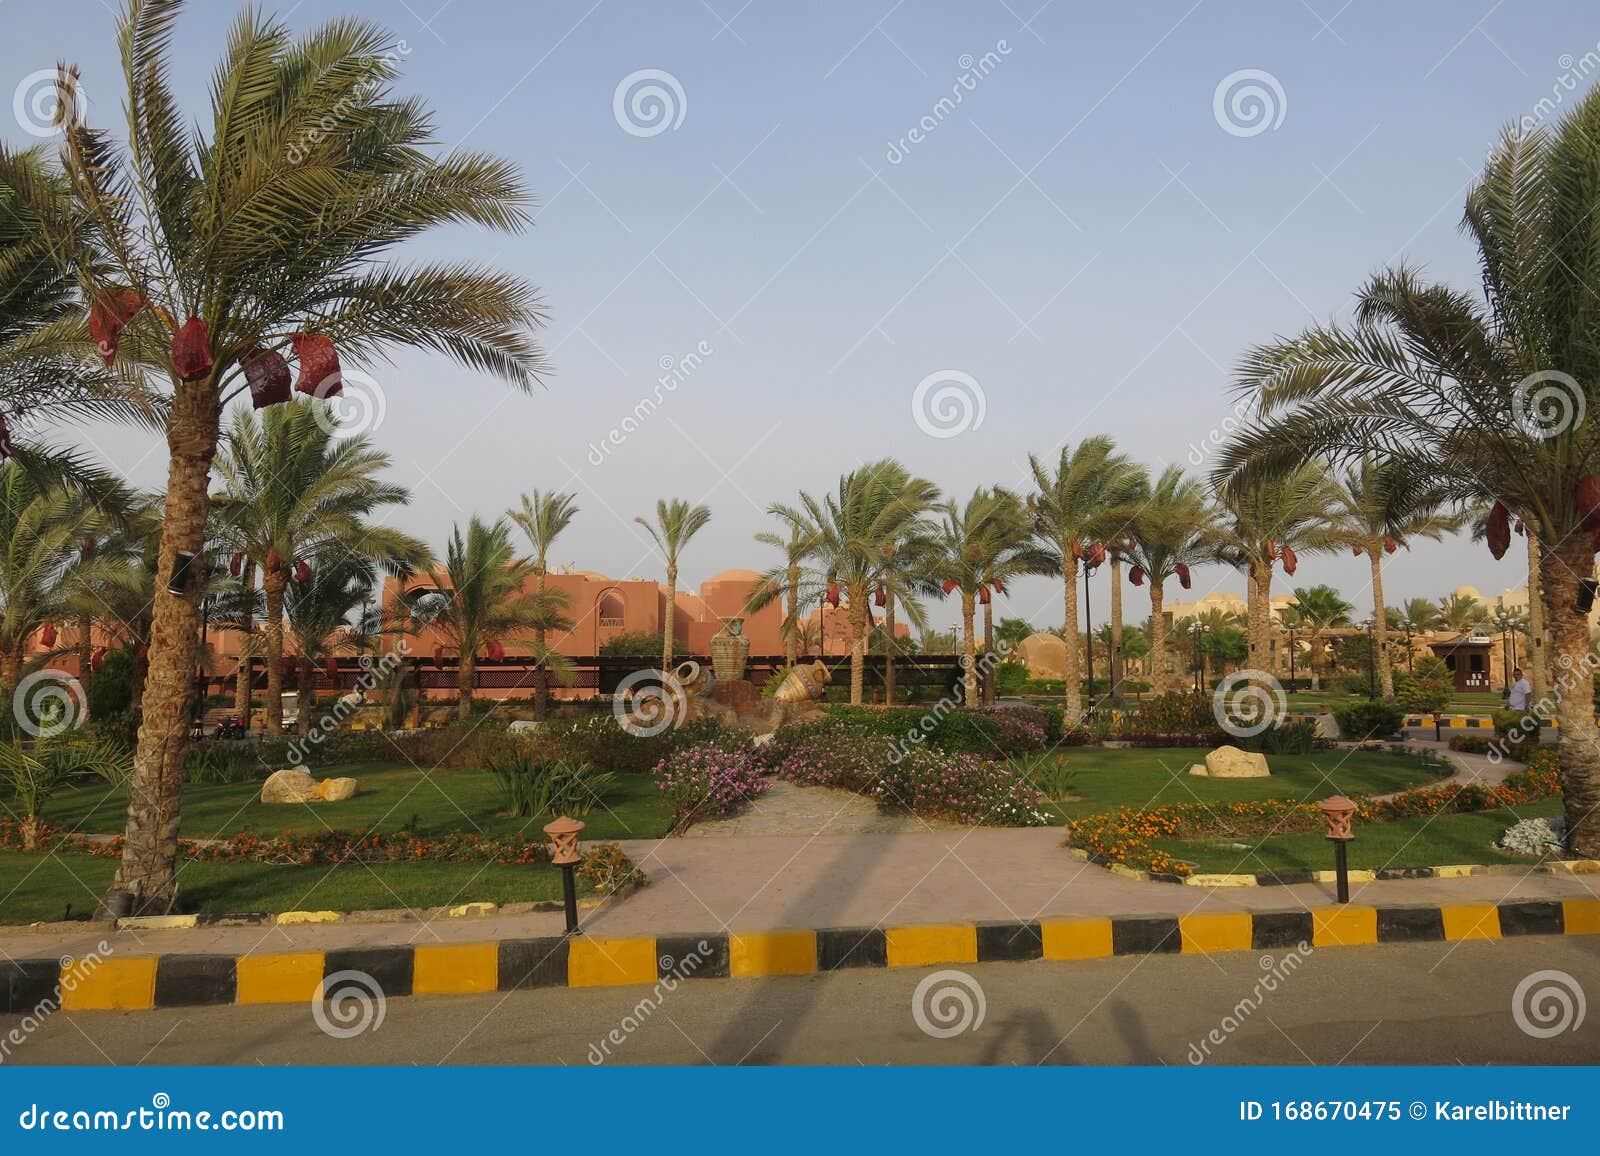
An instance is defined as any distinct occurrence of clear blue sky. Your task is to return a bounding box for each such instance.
[7,0,1597,633]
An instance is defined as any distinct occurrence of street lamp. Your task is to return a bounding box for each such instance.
[1317,795,1358,903]
[544,816,586,934]
[1083,557,1100,710]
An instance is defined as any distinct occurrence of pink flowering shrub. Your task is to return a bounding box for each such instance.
[652,740,769,827]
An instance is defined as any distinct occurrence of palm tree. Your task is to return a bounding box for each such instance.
[7,3,548,913]
[1333,456,1463,696]
[1210,463,1345,680]
[1398,597,1443,673]
[411,517,572,720]
[932,489,1051,706]
[772,460,940,704]
[508,490,578,717]
[1438,592,1488,635]
[283,554,376,734]
[213,403,429,735]
[1027,437,1144,721]
[635,499,712,675]
[1221,89,1600,855]
[1124,466,1214,693]
[1282,585,1353,691]
[747,520,815,669]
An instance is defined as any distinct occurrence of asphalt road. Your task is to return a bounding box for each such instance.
[4,937,1597,1066]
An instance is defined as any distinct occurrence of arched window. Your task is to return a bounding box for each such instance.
[598,591,625,629]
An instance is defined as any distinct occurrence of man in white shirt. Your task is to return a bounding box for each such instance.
[1507,668,1532,713]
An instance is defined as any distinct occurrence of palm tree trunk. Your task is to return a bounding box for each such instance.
[1527,533,1547,701]
[1148,578,1169,694]
[0,648,22,738]
[234,567,254,727]
[1368,537,1392,697]
[297,658,314,735]
[1109,557,1125,700]
[1308,631,1323,691]
[849,593,867,705]
[883,590,897,706]
[1542,534,1600,858]
[534,565,550,718]
[981,589,995,706]
[108,382,221,915]
[1062,558,1082,721]
[20,813,41,853]
[661,563,677,674]
[458,649,475,720]
[962,593,979,707]
[784,564,799,669]
[262,567,286,736]
[1247,561,1272,678]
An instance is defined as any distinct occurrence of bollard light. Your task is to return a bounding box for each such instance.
[544,816,586,934]
[1317,795,1357,903]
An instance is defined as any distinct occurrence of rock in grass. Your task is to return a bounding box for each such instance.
[1194,746,1271,778]
[260,768,358,804]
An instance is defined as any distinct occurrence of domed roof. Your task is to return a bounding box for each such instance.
[1455,584,1481,598]
[706,568,761,583]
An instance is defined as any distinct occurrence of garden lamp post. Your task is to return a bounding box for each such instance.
[544,816,586,934]
[1317,795,1358,903]
[1083,558,1098,708]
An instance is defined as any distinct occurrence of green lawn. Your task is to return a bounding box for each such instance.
[1022,747,1446,821]
[1154,799,1563,875]
[0,852,581,925]
[42,761,674,843]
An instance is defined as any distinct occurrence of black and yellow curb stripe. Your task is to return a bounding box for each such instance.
[5,898,1599,1014]
[1063,846,1600,888]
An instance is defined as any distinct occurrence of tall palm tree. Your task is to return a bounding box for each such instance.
[1210,463,1345,680]
[1398,597,1443,673]
[1282,585,1352,691]
[635,499,712,675]
[411,517,572,720]
[508,489,578,717]
[1027,437,1144,721]
[748,521,815,669]
[7,2,548,913]
[1333,456,1464,696]
[283,554,375,734]
[1438,592,1488,635]
[932,489,1052,706]
[772,460,940,703]
[1222,88,1600,855]
[1467,505,1549,699]
[1124,466,1214,692]
[213,403,429,735]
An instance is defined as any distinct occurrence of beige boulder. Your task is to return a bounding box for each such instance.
[1195,746,1271,778]
[260,768,358,804]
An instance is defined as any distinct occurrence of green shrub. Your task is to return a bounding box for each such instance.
[1236,717,1319,755]
[1491,708,1543,737]
[1122,692,1220,737]
[1332,699,1406,740]
[88,647,136,719]
[598,631,666,657]
[485,750,615,819]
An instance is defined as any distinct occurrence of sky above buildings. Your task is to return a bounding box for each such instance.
[6,0,1598,635]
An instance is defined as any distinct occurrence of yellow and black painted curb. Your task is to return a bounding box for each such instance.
[1063,846,1600,888]
[5,898,1598,1014]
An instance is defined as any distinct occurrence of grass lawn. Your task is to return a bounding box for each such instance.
[40,762,673,843]
[0,852,581,925]
[1153,798,1563,875]
[1025,747,1446,822]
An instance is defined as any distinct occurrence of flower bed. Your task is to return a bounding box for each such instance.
[650,739,769,828]
[1063,751,1562,878]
